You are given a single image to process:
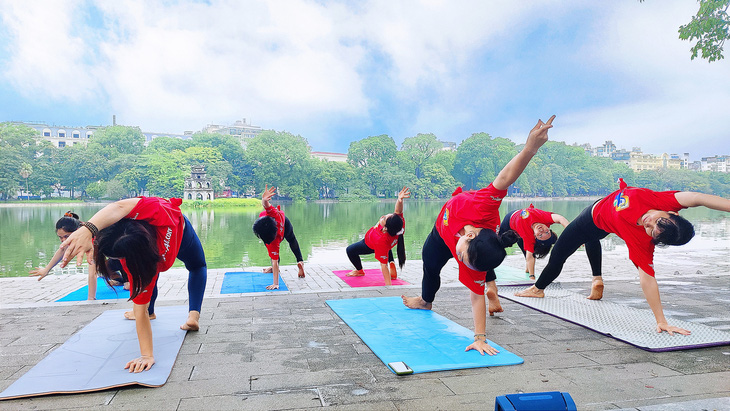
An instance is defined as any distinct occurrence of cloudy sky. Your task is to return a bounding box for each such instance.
[1,0,728,159]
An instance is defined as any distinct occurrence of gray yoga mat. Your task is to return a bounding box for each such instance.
[0,305,189,400]
[500,284,730,352]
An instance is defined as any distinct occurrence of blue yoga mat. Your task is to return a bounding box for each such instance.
[56,277,127,302]
[0,305,189,400]
[221,271,289,293]
[326,296,523,374]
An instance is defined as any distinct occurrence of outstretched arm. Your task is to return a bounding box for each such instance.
[394,187,410,214]
[464,291,499,355]
[552,213,570,228]
[638,268,690,336]
[493,116,555,191]
[266,259,280,290]
[525,252,536,279]
[60,198,141,268]
[125,303,155,372]
[29,246,66,280]
[675,192,730,212]
[261,184,277,209]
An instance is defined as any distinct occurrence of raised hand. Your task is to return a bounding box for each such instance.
[524,114,555,154]
[397,187,411,201]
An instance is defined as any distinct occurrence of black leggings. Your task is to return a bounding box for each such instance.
[346,239,394,270]
[420,226,496,303]
[279,217,304,263]
[534,203,608,290]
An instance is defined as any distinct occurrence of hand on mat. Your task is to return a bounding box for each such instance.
[466,340,499,356]
[266,284,279,290]
[125,355,155,373]
[29,267,49,280]
[656,322,691,336]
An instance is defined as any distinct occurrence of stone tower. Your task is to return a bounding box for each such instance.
[183,166,214,201]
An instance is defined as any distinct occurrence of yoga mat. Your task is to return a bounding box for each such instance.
[500,284,730,352]
[333,269,410,287]
[326,296,523,373]
[494,265,534,285]
[221,271,288,293]
[0,305,189,400]
[56,277,127,302]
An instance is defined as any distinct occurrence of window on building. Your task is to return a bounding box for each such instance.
[43,128,51,137]
[58,141,66,148]
[58,130,66,138]
[73,131,80,138]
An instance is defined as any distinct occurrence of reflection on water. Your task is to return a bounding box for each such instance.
[1,199,728,277]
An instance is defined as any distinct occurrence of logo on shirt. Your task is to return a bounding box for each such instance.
[520,209,530,219]
[442,208,450,226]
[474,280,485,286]
[378,254,387,261]
[491,196,503,201]
[613,191,629,211]
[161,227,173,261]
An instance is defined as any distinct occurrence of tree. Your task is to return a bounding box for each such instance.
[86,181,106,200]
[88,126,146,158]
[347,135,398,168]
[399,133,442,179]
[19,162,32,199]
[679,0,730,62]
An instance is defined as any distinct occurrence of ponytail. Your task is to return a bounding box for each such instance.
[396,234,406,268]
[56,211,82,232]
[498,230,520,248]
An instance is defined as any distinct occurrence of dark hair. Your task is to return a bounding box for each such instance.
[467,230,507,272]
[498,230,520,248]
[56,211,81,232]
[532,231,558,259]
[252,216,277,244]
[94,219,160,301]
[384,215,406,268]
[653,214,695,246]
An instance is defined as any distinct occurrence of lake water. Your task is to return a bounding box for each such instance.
[2,199,728,277]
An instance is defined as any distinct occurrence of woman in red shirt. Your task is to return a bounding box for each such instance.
[498,205,569,280]
[345,187,410,285]
[60,197,207,373]
[252,185,306,289]
[402,115,555,355]
[516,178,730,335]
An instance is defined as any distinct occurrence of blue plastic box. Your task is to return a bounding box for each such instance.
[495,391,577,411]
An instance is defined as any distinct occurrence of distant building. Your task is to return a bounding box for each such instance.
[142,130,193,145]
[628,152,683,171]
[311,151,348,162]
[184,166,214,201]
[9,121,100,148]
[440,140,457,151]
[701,155,729,173]
[202,118,262,148]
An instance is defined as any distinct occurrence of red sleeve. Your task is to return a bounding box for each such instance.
[458,263,486,295]
[122,259,159,305]
[473,184,508,215]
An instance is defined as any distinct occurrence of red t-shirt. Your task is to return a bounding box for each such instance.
[592,179,684,276]
[260,205,286,260]
[364,213,404,264]
[509,204,556,254]
[435,184,508,294]
[123,197,185,304]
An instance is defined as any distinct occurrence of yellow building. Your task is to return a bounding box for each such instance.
[628,152,683,171]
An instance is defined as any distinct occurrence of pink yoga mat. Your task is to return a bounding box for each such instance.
[333,269,410,287]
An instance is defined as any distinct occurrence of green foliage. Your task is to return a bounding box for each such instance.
[2,121,729,202]
[181,197,260,208]
[679,0,730,62]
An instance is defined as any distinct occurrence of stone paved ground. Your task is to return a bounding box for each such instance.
[1,246,729,410]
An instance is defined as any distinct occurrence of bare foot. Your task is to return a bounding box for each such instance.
[587,277,604,300]
[123,282,130,290]
[124,311,157,320]
[181,310,200,331]
[486,287,503,316]
[297,261,305,278]
[346,269,365,277]
[514,285,545,298]
[389,262,397,280]
[401,295,432,310]
[263,267,273,274]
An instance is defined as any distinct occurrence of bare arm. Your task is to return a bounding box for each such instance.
[394,187,410,214]
[29,246,66,280]
[87,262,97,300]
[125,303,155,372]
[464,291,499,355]
[674,192,730,212]
[552,213,570,228]
[266,259,280,290]
[380,262,392,286]
[60,198,141,267]
[525,252,536,278]
[493,116,555,191]
[638,268,690,336]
